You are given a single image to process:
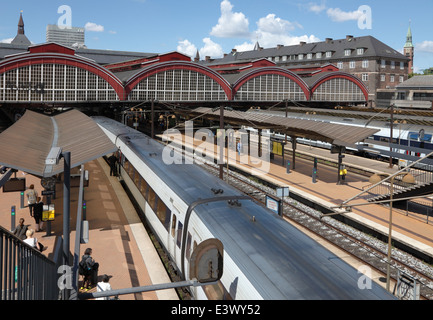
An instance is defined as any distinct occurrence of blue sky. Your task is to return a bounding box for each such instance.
[1,0,432,72]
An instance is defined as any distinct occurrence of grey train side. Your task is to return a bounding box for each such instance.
[93,117,395,300]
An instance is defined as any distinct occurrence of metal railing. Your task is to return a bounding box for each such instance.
[0,225,62,300]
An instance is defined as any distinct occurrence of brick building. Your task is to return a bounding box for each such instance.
[204,34,411,107]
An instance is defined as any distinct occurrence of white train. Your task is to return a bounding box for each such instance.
[94,116,395,300]
[252,110,433,169]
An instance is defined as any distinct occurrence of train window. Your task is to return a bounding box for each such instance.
[140,177,148,199]
[134,170,140,187]
[186,233,192,260]
[148,188,156,211]
[171,214,177,237]
[409,132,418,141]
[123,157,130,171]
[176,221,183,248]
[156,199,171,231]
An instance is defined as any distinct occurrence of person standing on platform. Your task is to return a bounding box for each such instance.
[108,153,118,177]
[33,196,44,232]
[340,165,348,184]
[80,248,99,290]
[26,184,38,217]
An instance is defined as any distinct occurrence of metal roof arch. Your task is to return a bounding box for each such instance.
[124,60,233,100]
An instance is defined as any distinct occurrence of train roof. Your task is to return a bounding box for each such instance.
[93,117,395,300]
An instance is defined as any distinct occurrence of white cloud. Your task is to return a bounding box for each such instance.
[0,38,13,44]
[177,38,224,59]
[308,2,326,14]
[85,22,104,32]
[177,39,197,58]
[234,13,318,51]
[326,8,363,22]
[210,0,250,38]
[200,38,224,58]
[416,40,433,53]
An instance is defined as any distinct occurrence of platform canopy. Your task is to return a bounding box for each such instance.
[188,107,380,146]
[0,109,117,177]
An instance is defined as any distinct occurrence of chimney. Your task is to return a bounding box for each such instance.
[277,44,283,49]
[299,41,306,46]
[346,35,353,41]
[205,56,211,62]
[231,48,237,53]
[325,38,333,43]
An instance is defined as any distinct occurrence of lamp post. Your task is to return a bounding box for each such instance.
[369,171,415,291]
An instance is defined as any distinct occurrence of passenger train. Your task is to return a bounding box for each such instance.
[93,116,395,300]
[252,110,433,169]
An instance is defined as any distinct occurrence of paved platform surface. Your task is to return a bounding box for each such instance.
[0,157,178,300]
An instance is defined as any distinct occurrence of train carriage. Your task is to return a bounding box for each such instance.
[94,116,395,300]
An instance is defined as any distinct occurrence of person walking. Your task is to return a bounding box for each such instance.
[33,196,44,232]
[26,184,38,217]
[108,153,118,177]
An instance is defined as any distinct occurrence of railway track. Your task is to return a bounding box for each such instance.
[199,161,433,300]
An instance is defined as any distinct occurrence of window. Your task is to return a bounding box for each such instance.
[349,61,355,69]
[337,62,343,69]
[275,56,280,62]
[399,76,404,83]
[307,53,312,59]
[176,221,183,248]
[390,75,395,82]
[148,187,156,210]
[381,74,386,82]
[282,55,287,61]
[326,51,332,58]
[362,60,369,68]
[357,48,364,55]
[298,54,304,60]
[381,60,386,68]
[344,49,351,56]
[391,61,395,69]
[362,74,368,81]
[171,214,177,237]
[316,52,322,59]
[400,62,404,70]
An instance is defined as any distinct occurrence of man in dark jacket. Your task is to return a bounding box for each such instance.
[33,197,44,232]
[13,218,29,240]
[80,248,99,290]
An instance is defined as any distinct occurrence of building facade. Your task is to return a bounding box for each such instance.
[46,24,85,48]
[205,35,411,107]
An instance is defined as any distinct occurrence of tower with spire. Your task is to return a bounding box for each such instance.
[404,21,414,73]
[11,11,31,46]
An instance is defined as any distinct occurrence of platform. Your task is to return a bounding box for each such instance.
[0,157,178,300]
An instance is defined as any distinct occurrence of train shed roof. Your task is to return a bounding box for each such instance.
[188,107,380,146]
[0,109,116,177]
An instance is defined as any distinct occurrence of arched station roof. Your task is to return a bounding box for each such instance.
[231,67,311,101]
[0,43,125,100]
[122,60,233,100]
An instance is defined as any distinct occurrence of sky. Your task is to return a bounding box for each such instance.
[1,0,432,72]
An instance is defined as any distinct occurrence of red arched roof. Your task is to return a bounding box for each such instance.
[232,67,311,100]
[0,52,125,100]
[310,72,368,101]
[124,61,232,100]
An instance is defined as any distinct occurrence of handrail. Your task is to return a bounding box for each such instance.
[0,225,59,300]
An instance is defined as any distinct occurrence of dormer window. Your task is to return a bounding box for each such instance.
[307,53,312,59]
[344,49,351,56]
[326,51,332,58]
[298,54,304,60]
[316,52,322,59]
[357,48,365,55]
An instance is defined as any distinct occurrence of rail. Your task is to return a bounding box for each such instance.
[0,225,62,300]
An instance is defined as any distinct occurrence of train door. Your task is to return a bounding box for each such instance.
[168,209,178,261]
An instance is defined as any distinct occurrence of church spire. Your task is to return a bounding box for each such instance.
[18,11,25,35]
[404,20,413,48]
